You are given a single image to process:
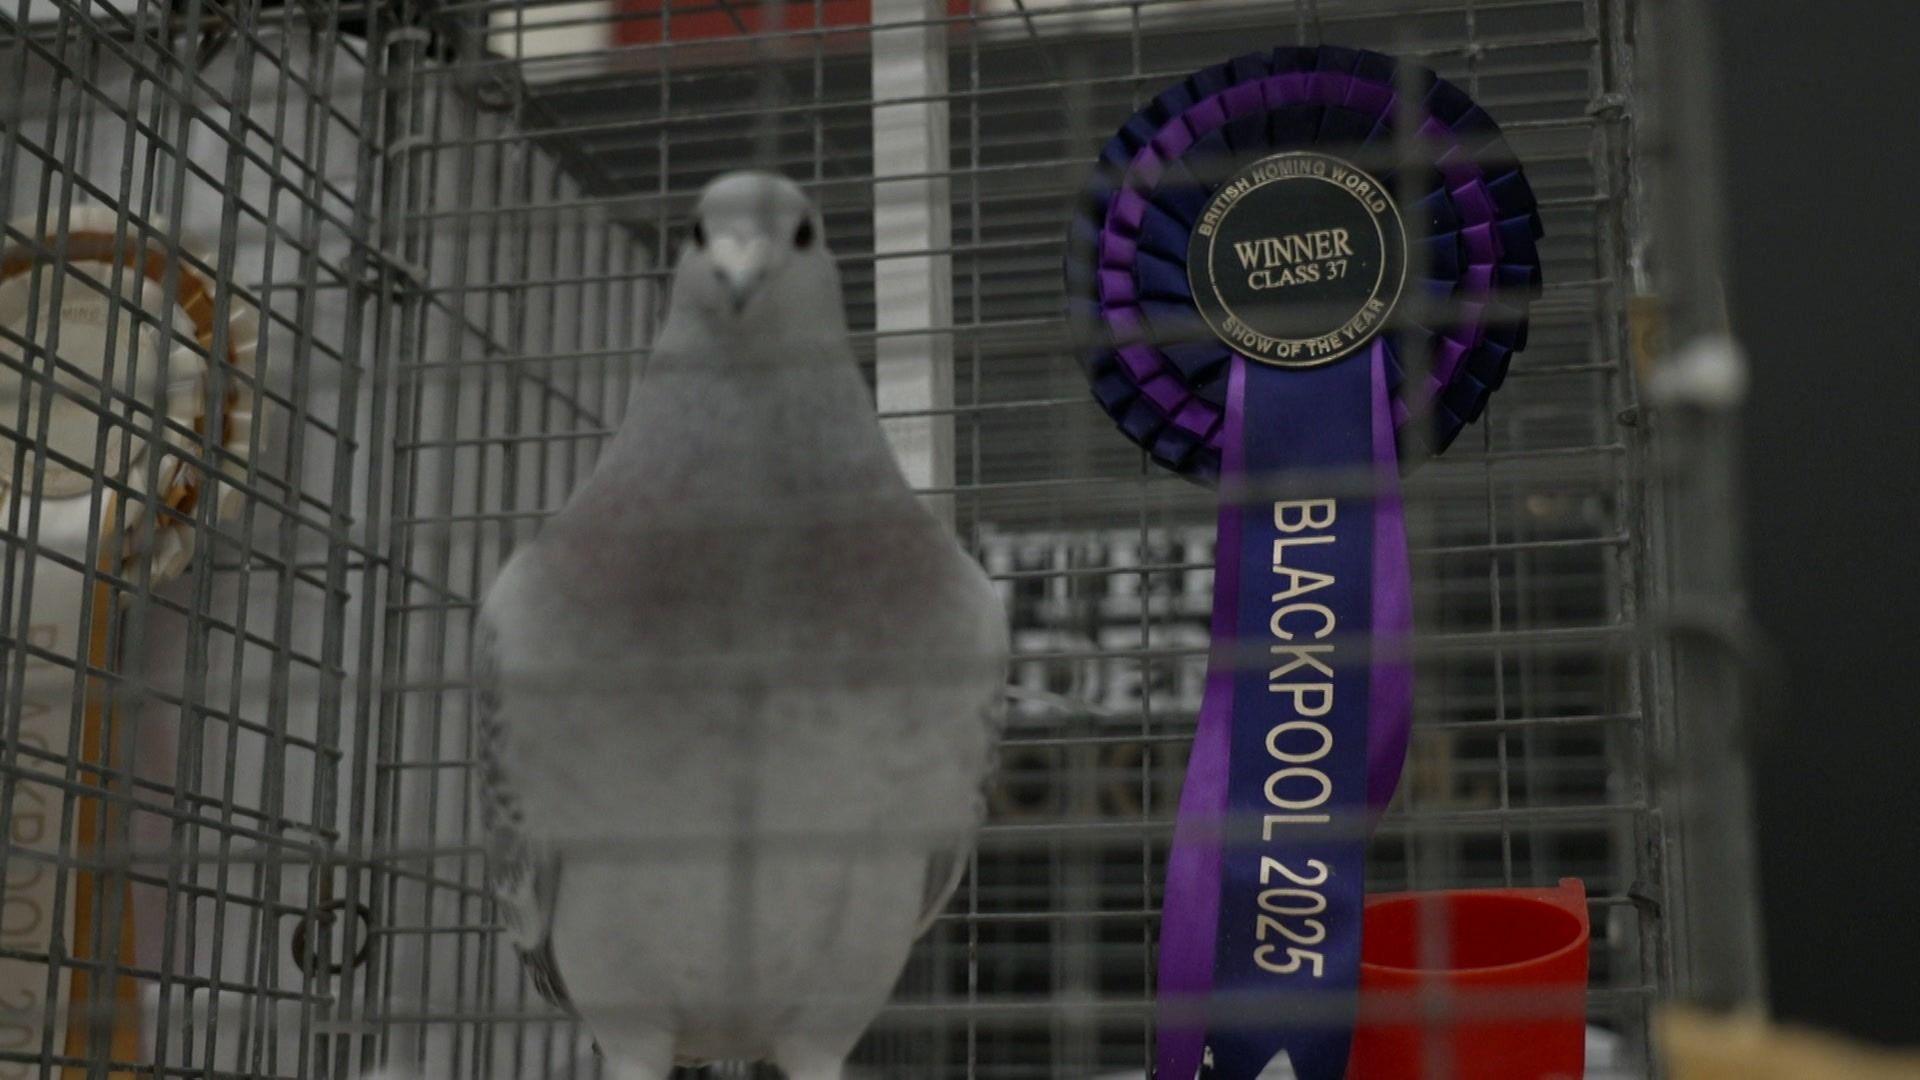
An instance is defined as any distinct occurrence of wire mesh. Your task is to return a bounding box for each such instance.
[0,0,1750,1077]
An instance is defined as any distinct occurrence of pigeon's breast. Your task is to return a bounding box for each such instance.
[480,498,1005,1055]
[538,499,1000,677]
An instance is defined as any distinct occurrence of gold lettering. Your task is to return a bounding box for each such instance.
[1268,603,1335,642]
[1270,567,1335,602]
[1229,229,1363,272]
[1269,645,1335,681]
[1273,500,1336,532]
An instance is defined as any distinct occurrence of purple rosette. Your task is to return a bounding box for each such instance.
[1063,46,1543,1080]
[1065,45,1543,482]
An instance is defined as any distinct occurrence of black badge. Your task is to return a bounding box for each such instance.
[1187,152,1408,368]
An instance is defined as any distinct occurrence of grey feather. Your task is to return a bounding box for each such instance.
[915,686,1006,936]
[475,618,572,1010]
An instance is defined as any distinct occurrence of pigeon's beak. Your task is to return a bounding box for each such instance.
[708,233,769,313]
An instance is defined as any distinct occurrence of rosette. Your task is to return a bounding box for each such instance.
[1066,45,1542,481]
[1063,47,1543,1080]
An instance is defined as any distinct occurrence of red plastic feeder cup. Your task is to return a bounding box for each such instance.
[1349,878,1590,1079]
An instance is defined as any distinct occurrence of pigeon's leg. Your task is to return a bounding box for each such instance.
[771,1043,846,1080]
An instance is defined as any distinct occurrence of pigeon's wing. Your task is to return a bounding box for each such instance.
[475,618,573,1009]
[915,683,1009,936]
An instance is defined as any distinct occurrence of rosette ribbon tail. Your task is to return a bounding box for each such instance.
[1153,359,1248,1079]
[1154,345,1413,1080]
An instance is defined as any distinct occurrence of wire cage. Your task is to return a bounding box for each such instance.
[0,0,1761,1077]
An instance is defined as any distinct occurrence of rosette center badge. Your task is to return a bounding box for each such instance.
[1188,152,1406,368]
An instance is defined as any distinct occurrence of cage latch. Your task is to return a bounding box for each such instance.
[290,878,375,978]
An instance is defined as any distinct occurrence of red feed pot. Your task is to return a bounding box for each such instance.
[1349,878,1590,1079]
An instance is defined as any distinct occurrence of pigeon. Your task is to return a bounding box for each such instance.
[473,172,1010,1080]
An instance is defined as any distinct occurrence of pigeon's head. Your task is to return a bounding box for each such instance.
[675,171,837,324]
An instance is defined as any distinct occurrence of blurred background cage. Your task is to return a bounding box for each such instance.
[0,0,1760,1077]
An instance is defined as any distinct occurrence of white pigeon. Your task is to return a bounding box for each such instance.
[472,172,1009,1080]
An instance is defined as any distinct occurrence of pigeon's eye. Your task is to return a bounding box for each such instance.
[793,218,814,250]
[692,221,707,248]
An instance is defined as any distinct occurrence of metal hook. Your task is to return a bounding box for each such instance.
[290,897,376,978]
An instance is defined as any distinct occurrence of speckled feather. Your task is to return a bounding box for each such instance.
[473,619,572,1011]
